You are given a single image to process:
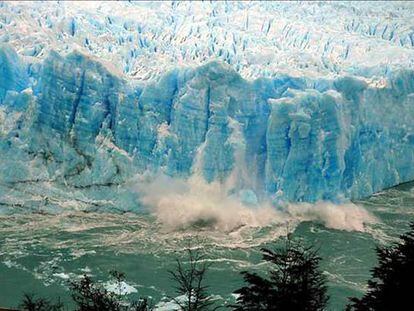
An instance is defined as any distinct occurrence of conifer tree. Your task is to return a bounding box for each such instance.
[233,236,328,311]
[19,293,64,311]
[169,245,215,311]
[347,222,414,311]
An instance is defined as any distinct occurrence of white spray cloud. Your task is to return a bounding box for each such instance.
[136,118,286,232]
[136,173,284,232]
[136,172,376,233]
[135,117,376,234]
[286,201,377,232]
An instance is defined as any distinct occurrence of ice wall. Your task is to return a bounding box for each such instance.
[266,75,414,201]
[1,44,414,206]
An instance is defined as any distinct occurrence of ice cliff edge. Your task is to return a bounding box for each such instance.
[1,44,414,207]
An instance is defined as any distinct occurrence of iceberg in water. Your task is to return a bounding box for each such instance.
[0,1,414,213]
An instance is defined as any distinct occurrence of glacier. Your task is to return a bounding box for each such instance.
[0,1,414,213]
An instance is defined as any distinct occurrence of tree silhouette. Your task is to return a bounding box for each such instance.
[69,272,152,311]
[347,222,414,311]
[19,293,64,311]
[109,270,127,298]
[69,274,121,311]
[233,236,328,311]
[169,245,215,311]
[129,298,153,311]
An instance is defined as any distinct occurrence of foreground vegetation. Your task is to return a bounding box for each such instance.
[15,223,414,311]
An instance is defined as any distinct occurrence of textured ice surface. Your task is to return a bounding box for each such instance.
[1,1,414,80]
[0,1,414,213]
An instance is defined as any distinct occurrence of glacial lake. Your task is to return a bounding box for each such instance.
[0,182,413,310]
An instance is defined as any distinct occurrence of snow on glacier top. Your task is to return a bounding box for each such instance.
[1,1,414,81]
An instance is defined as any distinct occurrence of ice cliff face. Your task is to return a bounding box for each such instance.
[0,1,414,212]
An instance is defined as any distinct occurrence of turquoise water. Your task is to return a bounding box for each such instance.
[0,182,413,310]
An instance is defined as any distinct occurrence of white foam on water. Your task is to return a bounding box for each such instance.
[104,281,138,295]
[53,272,71,280]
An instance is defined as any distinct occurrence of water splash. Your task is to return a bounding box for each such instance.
[136,117,375,234]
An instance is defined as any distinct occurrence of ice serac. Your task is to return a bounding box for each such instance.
[2,1,414,80]
[266,73,414,202]
[0,44,28,104]
[0,46,414,210]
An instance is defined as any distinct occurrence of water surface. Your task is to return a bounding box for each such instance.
[0,182,413,310]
